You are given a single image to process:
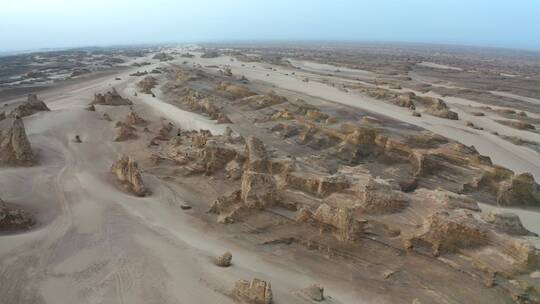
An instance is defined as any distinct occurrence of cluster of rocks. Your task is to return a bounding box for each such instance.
[8,94,50,118]
[91,88,133,106]
[0,117,35,165]
[110,155,148,196]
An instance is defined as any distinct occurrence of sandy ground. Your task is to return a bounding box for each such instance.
[1,50,539,303]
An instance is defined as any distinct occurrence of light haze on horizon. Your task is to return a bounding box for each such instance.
[1,0,540,52]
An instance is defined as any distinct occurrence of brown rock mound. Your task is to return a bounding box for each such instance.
[92,88,133,106]
[9,94,50,118]
[110,155,148,196]
[232,278,273,304]
[0,117,35,165]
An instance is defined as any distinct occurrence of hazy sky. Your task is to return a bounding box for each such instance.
[1,0,540,52]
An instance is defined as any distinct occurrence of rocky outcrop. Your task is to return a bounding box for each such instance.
[240,171,277,208]
[353,178,408,214]
[232,278,273,304]
[92,88,133,106]
[297,204,364,242]
[0,198,33,231]
[0,117,35,165]
[110,155,147,196]
[405,210,487,256]
[423,98,459,120]
[9,94,50,118]
[496,173,540,206]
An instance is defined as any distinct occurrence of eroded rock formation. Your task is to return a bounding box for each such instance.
[9,94,50,118]
[110,155,147,196]
[92,88,133,106]
[232,278,273,304]
[0,117,35,165]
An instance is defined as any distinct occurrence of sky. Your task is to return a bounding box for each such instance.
[1,0,540,52]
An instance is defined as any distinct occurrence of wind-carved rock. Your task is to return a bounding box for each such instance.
[232,278,273,304]
[209,137,278,223]
[110,155,148,196]
[405,210,487,256]
[9,94,50,118]
[92,88,133,106]
[297,204,364,242]
[0,117,35,165]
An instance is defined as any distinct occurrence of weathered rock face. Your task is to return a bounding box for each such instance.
[232,278,273,304]
[298,204,363,242]
[406,210,487,256]
[497,173,540,206]
[481,211,537,236]
[92,88,133,106]
[286,172,350,198]
[9,94,50,118]
[245,137,269,172]
[0,117,35,165]
[240,171,277,209]
[110,155,147,196]
[423,98,459,120]
[0,198,33,231]
[354,178,408,214]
